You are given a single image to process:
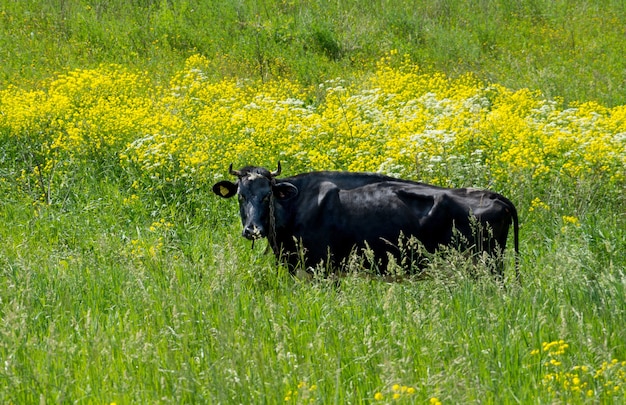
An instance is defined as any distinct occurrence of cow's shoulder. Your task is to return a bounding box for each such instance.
[316,181,341,207]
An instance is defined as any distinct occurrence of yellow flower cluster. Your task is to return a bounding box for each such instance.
[284,381,317,403]
[528,197,551,213]
[1,53,624,199]
[530,340,626,399]
[560,215,582,234]
[1,65,154,155]
[373,383,418,402]
[129,237,164,260]
[1,65,158,200]
[149,218,174,233]
[541,340,570,357]
[125,217,175,260]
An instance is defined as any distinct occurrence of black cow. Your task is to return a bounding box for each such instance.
[213,163,519,280]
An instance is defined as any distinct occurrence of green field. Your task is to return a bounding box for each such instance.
[1,0,625,403]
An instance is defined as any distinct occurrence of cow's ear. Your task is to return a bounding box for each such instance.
[212,181,238,198]
[273,182,298,200]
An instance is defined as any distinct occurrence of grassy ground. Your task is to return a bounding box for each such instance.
[1,179,624,403]
[1,0,626,403]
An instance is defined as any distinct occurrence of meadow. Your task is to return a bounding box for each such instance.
[1,0,626,403]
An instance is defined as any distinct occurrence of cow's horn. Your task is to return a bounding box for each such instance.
[228,163,242,177]
[270,161,281,177]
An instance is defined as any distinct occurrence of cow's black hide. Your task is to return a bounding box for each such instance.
[213,164,519,279]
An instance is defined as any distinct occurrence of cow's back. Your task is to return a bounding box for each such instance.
[282,170,420,190]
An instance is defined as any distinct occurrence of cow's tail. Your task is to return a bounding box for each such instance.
[513,205,520,282]
[507,198,520,283]
[499,195,520,283]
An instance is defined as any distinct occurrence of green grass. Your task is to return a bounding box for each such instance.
[1,0,626,403]
[1,0,626,105]
[1,171,624,403]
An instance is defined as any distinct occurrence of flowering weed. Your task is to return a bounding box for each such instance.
[530,340,626,401]
[1,55,624,207]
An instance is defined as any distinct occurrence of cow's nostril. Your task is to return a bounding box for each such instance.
[243,225,262,240]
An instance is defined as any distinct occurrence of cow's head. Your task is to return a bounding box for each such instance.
[212,162,298,240]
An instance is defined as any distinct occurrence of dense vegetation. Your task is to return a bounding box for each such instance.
[2,0,626,105]
[1,0,625,403]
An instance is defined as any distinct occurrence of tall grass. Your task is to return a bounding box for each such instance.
[1,0,625,403]
[1,189,624,402]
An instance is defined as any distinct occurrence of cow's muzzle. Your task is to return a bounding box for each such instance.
[242,225,264,240]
